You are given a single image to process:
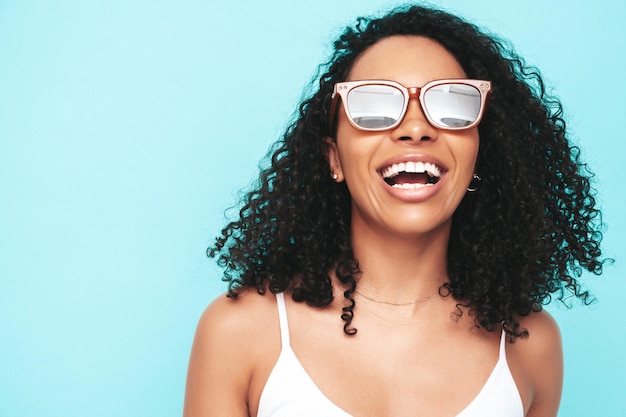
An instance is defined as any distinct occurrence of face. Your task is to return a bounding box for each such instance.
[326,36,480,240]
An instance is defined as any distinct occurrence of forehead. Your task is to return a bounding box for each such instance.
[348,35,467,85]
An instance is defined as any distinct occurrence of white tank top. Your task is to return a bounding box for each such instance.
[257,293,524,417]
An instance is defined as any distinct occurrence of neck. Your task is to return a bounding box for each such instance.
[348,216,451,302]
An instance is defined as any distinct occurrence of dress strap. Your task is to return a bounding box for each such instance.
[275,292,290,348]
[499,328,507,359]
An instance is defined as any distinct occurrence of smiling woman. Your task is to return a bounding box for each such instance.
[183,4,607,417]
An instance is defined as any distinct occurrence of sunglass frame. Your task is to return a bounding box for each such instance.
[329,79,492,132]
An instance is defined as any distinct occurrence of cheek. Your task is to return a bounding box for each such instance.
[459,133,480,171]
[336,142,367,179]
[335,125,382,176]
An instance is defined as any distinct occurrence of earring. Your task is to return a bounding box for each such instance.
[331,172,338,181]
[467,173,481,192]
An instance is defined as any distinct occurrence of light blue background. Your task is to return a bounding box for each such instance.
[1,1,624,416]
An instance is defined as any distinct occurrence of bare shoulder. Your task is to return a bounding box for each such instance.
[507,309,563,417]
[513,309,562,356]
[183,289,280,417]
[198,288,279,339]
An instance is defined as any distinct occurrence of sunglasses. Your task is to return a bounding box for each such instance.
[330,79,492,131]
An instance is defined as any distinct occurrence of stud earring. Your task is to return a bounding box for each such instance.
[331,172,338,181]
[467,173,481,192]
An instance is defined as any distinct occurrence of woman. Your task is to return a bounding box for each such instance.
[184,5,605,417]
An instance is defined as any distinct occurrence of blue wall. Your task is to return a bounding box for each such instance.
[1,1,623,416]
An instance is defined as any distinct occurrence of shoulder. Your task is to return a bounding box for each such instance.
[198,289,279,338]
[190,289,281,371]
[507,309,563,417]
[183,289,281,417]
[513,308,562,354]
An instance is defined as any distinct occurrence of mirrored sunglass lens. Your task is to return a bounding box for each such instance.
[346,85,404,129]
[423,84,481,128]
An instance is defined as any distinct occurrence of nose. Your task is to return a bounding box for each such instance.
[391,89,438,143]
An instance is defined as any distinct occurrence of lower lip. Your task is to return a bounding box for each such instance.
[380,175,444,202]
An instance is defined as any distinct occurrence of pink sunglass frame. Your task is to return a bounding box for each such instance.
[329,78,492,132]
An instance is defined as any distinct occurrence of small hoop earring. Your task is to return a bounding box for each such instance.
[467,173,481,192]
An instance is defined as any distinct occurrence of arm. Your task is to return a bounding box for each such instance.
[513,311,564,417]
[183,295,253,417]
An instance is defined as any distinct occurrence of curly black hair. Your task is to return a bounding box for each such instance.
[208,4,606,340]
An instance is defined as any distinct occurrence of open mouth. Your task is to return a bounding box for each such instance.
[379,161,444,188]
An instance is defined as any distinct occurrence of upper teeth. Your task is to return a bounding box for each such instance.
[381,161,442,179]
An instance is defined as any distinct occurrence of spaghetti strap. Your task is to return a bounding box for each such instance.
[499,328,507,359]
[275,292,290,348]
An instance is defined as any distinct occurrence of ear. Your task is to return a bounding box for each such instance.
[323,136,344,182]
